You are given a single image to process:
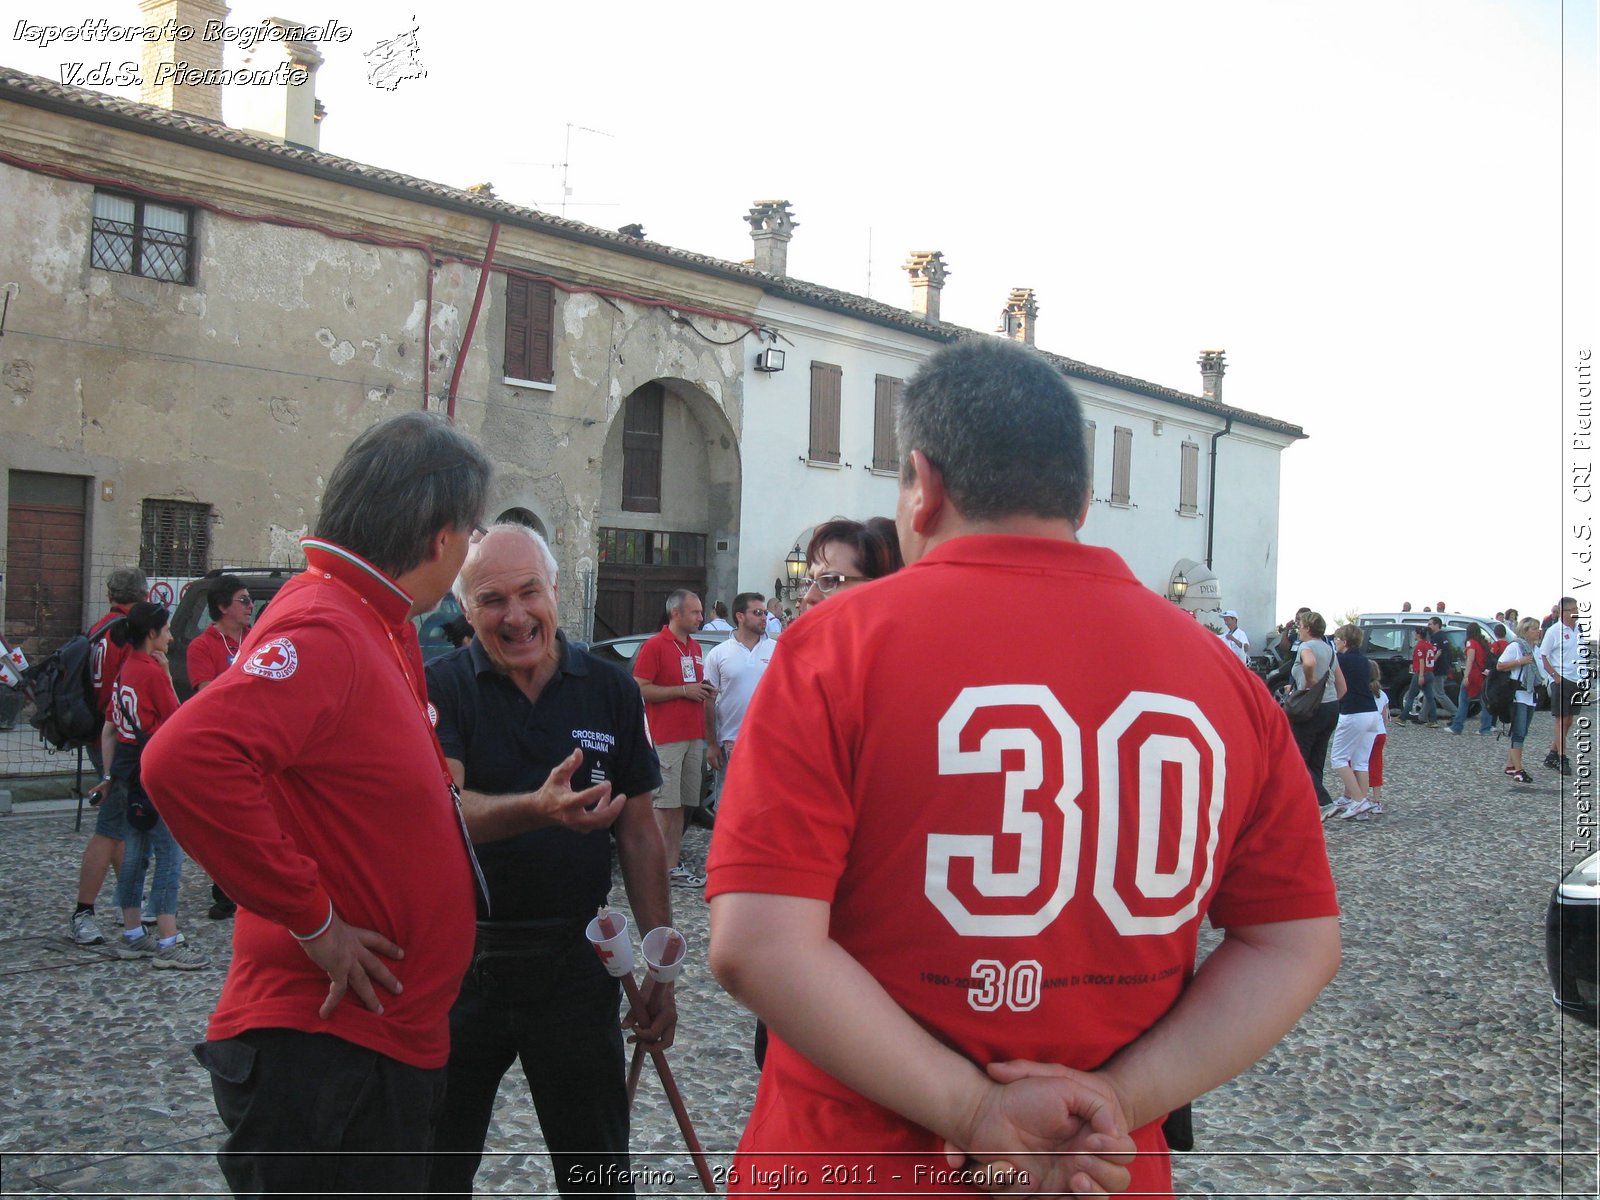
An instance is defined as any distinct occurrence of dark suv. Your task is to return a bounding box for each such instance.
[1360,623,1476,716]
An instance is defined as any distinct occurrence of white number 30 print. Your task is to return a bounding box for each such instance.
[924,685,1225,938]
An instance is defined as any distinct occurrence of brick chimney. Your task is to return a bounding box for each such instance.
[746,201,798,276]
[226,19,327,148]
[999,288,1038,346]
[138,0,229,121]
[1198,350,1226,402]
[904,251,950,323]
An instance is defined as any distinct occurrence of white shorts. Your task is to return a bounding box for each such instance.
[1330,710,1384,771]
[653,739,705,810]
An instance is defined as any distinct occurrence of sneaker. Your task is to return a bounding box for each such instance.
[1546,751,1562,770]
[668,865,705,889]
[1504,766,1519,776]
[1512,769,1534,784]
[114,931,158,959]
[70,909,105,946]
[1368,801,1386,816]
[1341,798,1377,820]
[1560,755,1573,774]
[152,934,209,971]
[207,901,237,921]
[1320,802,1347,822]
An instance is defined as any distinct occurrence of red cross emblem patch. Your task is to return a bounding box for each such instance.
[242,637,299,681]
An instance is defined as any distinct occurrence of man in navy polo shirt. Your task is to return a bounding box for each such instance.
[423,523,672,1198]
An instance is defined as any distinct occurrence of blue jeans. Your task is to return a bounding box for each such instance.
[1509,700,1533,748]
[1402,672,1435,722]
[114,813,184,916]
[1449,688,1495,733]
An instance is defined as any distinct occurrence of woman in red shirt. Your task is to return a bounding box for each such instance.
[93,602,208,970]
[1448,622,1495,736]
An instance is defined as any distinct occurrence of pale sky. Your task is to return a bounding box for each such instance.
[6,0,1595,624]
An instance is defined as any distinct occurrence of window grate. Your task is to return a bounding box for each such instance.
[91,192,194,284]
[140,499,211,576]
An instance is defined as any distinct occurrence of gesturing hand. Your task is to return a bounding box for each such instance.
[531,748,626,831]
[946,1060,1136,1197]
[297,910,405,1020]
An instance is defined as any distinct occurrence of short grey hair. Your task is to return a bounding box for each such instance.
[453,522,559,611]
[314,411,490,577]
[897,338,1089,522]
[665,589,695,614]
[105,566,148,605]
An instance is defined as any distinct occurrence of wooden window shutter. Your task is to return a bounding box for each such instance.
[872,375,902,471]
[504,278,555,382]
[809,362,842,464]
[1111,426,1133,505]
[1179,441,1200,514]
[621,385,664,512]
[1083,421,1096,497]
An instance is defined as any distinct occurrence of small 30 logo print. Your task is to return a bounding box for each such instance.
[243,638,299,681]
[427,702,438,728]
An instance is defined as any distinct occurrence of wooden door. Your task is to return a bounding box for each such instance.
[5,471,89,655]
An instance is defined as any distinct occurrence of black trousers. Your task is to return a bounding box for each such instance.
[425,921,632,1197]
[194,1028,445,1198]
[1292,700,1341,807]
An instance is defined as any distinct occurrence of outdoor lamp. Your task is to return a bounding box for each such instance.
[1171,571,1189,604]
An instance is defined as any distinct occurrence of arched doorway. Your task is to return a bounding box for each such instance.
[494,506,547,538]
[593,379,740,639]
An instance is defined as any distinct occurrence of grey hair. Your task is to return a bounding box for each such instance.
[105,566,149,605]
[896,338,1089,522]
[665,589,695,614]
[314,411,490,577]
[453,522,559,610]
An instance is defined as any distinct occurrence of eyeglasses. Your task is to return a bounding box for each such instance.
[470,523,488,544]
[801,573,867,595]
[231,595,253,607]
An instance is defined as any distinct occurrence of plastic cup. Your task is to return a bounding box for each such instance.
[641,926,686,983]
[585,912,635,977]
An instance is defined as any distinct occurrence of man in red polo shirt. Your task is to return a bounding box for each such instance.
[68,565,147,947]
[144,412,491,1197]
[186,574,253,691]
[634,590,714,888]
[707,339,1341,1197]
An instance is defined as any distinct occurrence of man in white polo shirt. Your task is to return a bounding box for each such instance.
[1540,596,1590,775]
[1218,610,1250,665]
[704,593,776,806]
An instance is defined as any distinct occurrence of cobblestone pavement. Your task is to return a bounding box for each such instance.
[0,713,1596,1198]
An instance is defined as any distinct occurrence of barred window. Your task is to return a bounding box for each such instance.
[91,191,195,284]
[140,499,211,576]
[597,527,706,567]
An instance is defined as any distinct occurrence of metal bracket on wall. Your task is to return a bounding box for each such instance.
[0,282,17,337]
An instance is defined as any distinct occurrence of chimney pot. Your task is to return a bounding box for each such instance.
[746,200,798,276]
[999,287,1038,346]
[228,17,326,148]
[1198,350,1227,402]
[904,251,950,323]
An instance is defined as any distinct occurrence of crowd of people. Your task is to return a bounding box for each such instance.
[1265,599,1591,816]
[45,336,1589,1198]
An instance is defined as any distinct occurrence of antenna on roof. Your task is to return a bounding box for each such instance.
[866,226,873,298]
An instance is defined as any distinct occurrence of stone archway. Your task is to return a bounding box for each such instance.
[593,379,741,639]
[494,506,547,538]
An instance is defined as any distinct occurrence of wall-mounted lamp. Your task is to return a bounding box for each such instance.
[755,347,786,373]
[783,543,807,596]
[1170,571,1189,604]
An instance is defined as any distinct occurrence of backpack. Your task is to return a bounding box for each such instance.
[1482,645,1518,724]
[24,621,121,751]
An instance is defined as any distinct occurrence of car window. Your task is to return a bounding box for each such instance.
[1365,627,1409,653]
[415,593,465,662]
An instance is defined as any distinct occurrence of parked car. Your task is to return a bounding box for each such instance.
[168,568,292,700]
[1357,611,1502,637]
[1546,850,1599,1027]
[415,592,466,664]
[587,629,732,827]
[1357,622,1480,717]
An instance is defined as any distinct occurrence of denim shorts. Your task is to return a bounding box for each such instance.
[93,783,128,840]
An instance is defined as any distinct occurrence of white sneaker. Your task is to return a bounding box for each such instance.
[70,909,105,946]
[668,865,705,889]
[1368,801,1386,816]
[1320,802,1347,822]
[1342,798,1377,820]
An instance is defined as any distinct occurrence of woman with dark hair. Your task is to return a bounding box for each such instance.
[1289,610,1343,813]
[92,602,207,969]
[796,516,904,614]
[1448,621,1495,735]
